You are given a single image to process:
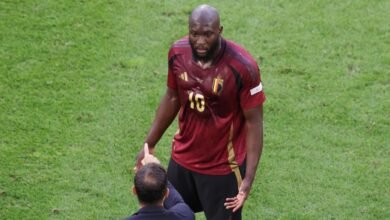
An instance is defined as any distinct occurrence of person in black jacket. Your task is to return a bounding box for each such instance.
[126,144,194,220]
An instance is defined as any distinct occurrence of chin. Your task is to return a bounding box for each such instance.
[197,52,213,61]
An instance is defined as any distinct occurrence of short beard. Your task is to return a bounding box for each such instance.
[190,37,220,62]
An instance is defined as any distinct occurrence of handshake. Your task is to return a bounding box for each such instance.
[139,143,160,167]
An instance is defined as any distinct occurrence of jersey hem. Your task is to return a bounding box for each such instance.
[171,156,242,176]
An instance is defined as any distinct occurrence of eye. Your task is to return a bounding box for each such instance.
[190,32,198,38]
[205,32,213,37]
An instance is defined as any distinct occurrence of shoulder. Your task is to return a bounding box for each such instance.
[171,36,190,49]
[123,215,135,220]
[128,212,193,220]
[168,204,195,220]
[168,36,190,59]
[125,208,193,220]
[225,40,255,59]
[124,212,141,220]
[164,182,195,219]
[224,40,260,81]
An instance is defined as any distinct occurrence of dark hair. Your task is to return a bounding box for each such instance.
[134,163,167,204]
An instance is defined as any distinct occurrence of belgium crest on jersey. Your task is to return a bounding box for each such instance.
[212,76,224,95]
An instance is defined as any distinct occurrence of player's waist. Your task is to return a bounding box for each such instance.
[171,151,245,175]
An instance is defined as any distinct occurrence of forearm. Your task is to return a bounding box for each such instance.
[145,88,180,148]
[145,110,177,148]
[224,106,263,212]
[244,120,263,187]
[243,105,264,187]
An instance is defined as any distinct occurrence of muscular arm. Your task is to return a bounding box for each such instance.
[242,104,264,191]
[225,104,264,212]
[145,87,180,148]
[135,87,180,169]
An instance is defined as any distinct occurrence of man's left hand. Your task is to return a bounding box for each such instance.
[224,179,251,212]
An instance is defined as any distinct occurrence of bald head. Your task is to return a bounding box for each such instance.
[188,4,223,62]
[189,4,220,28]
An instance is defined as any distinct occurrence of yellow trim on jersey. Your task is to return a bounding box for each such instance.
[172,128,180,152]
[179,72,188,81]
[227,124,242,189]
[174,128,180,135]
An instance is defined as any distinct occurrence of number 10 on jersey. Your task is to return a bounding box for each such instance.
[189,91,205,112]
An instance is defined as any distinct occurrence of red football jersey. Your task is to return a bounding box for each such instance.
[167,37,266,175]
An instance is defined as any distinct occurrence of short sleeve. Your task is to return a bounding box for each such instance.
[239,64,266,109]
[167,48,177,89]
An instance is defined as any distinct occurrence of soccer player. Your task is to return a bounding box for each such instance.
[127,144,194,220]
[135,4,266,220]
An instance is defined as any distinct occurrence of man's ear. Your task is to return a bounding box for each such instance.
[220,26,223,34]
[164,188,170,200]
[132,186,137,195]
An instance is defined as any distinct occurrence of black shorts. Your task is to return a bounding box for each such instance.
[167,158,246,220]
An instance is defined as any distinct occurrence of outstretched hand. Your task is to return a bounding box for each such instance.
[224,179,251,212]
[141,143,160,165]
[134,143,158,172]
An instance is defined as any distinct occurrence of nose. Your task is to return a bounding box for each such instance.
[196,36,206,45]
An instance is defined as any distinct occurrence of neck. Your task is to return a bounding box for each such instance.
[196,60,213,69]
[139,200,164,208]
[194,37,222,69]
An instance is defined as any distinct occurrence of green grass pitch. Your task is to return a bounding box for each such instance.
[0,0,389,219]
